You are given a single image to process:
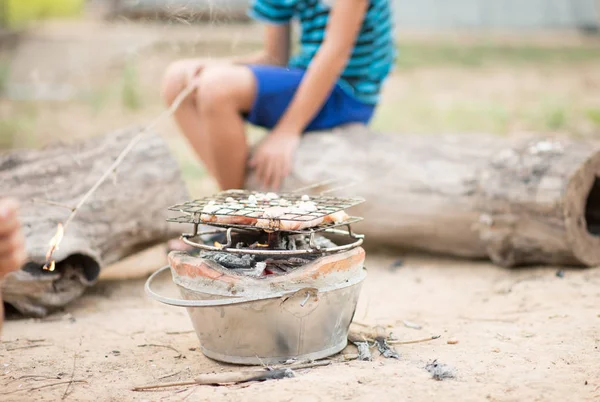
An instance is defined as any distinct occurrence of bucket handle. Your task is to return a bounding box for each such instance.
[145,266,321,308]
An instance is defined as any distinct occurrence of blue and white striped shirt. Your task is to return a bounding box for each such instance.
[248,0,396,105]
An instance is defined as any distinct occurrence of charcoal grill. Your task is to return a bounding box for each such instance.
[167,189,365,255]
[146,189,367,365]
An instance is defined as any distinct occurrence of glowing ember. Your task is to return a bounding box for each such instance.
[256,243,269,248]
[43,223,64,271]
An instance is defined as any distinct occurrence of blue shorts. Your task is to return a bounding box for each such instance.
[244,65,376,132]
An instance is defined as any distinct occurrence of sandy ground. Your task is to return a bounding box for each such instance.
[1,249,599,401]
[1,13,600,402]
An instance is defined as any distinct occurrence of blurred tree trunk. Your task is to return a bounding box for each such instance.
[246,124,600,268]
[0,129,189,317]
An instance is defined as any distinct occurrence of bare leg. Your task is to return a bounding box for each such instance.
[162,62,256,190]
[161,60,218,177]
[196,66,256,190]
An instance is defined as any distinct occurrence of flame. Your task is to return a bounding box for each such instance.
[256,243,269,248]
[214,241,223,248]
[43,223,64,271]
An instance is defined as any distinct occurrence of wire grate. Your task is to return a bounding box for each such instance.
[168,189,364,222]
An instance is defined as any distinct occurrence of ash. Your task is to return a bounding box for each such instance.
[200,234,337,276]
[425,359,456,381]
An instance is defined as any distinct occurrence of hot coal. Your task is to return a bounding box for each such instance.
[199,234,338,275]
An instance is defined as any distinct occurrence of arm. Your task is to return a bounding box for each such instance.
[274,0,369,132]
[249,0,369,189]
[231,24,291,66]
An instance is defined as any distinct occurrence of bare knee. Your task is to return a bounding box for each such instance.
[161,61,187,105]
[197,66,255,115]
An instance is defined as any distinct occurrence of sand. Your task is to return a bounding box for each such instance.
[1,249,599,401]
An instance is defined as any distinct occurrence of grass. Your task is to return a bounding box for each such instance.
[0,62,10,95]
[394,42,600,70]
[2,0,84,29]
[0,104,39,149]
[586,108,600,127]
[121,59,143,111]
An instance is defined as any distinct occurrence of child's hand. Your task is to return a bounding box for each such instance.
[0,198,26,279]
[249,132,300,190]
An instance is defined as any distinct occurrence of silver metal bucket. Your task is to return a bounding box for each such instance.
[145,250,367,365]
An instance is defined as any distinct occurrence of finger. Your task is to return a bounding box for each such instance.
[271,158,284,191]
[255,155,268,189]
[0,248,26,276]
[0,199,19,237]
[0,215,19,238]
[0,198,18,220]
[248,153,258,168]
[282,153,292,179]
[0,230,25,256]
[264,156,278,190]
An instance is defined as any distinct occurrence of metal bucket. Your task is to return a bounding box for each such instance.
[145,248,367,365]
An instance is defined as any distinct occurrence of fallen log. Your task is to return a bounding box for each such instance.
[0,129,189,317]
[246,124,600,268]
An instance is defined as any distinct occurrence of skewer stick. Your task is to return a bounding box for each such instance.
[43,82,198,269]
[291,178,343,194]
[387,335,441,345]
[131,360,330,391]
[319,180,362,195]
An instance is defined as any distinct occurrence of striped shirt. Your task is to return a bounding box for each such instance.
[248,0,396,105]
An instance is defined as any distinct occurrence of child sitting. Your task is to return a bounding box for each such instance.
[162,0,395,191]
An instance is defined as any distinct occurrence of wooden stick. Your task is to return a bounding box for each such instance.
[388,335,441,345]
[0,380,87,395]
[131,360,330,391]
[43,82,197,268]
[31,199,75,211]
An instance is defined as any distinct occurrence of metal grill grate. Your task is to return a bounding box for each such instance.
[167,214,363,234]
[168,190,364,222]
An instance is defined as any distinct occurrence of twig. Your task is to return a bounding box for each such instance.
[32,199,75,211]
[165,330,195,335]
[6,344,53,351]
[137,343,183,358]
[158,371,182,380]
[291,178,341,193]
[132,360,330,391]
[43,82,197,267]
[2,338,47,343]
[4,375,62,385]
[319,180,362,195]
[0,380,87,395]
[388,335,441,345]
[62,339,81,400]
[133,379,197,391]
[269,360,331,371]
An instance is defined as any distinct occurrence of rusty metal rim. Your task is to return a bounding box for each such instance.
[145,265,367,308]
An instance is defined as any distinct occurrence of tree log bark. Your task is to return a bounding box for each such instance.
[0,129,189,316]
[246,124,600,268]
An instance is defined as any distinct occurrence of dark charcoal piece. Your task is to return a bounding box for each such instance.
[375,337,400,359]
[197,233,338,273]
[203,252,256,269]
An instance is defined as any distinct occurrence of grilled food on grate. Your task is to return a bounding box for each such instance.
[169,189,364,231]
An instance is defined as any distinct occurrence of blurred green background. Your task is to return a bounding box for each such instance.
[1,0,85,29]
